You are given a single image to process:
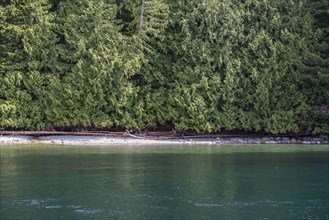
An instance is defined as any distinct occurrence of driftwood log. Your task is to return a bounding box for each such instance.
[0,130,312,139]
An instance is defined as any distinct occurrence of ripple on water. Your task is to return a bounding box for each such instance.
[30,199,40,206]
[194,203,224,207]
[45,205,62,209]
[67,205,82,209]
[194,200,295,208]
[75,208,103,215]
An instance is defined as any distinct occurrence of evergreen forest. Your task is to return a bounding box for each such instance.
[0,0,328,134]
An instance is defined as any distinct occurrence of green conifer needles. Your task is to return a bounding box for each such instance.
[0,0,325,134]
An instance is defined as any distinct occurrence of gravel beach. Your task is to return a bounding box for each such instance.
[1,134,328,145]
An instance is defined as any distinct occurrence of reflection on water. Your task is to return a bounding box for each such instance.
[0,145,328,219]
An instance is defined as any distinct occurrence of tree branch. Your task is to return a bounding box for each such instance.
[138,0,145,36]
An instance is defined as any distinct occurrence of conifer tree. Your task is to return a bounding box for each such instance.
[0,0,56,130]
[230,0,317,134]
[137,0,317,133]
[299,0,329,132]
[47,0,142,129]
[0,0,323,134]
[113,0,170,129]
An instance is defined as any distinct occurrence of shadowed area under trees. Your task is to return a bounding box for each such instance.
[0,0,327,134]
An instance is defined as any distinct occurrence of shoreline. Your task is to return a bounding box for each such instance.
[1,134,328,145]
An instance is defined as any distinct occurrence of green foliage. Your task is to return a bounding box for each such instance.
[0,0,325,133]
[46,0,140,129]
[138,0,317,133]
[299,0,329,133]
[0,0,55,130]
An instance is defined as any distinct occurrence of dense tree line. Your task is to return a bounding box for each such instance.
[0,0,328,133]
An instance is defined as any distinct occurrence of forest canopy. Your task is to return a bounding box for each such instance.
[0,0,328,134]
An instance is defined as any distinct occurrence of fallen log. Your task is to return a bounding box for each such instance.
[0,131,128,136]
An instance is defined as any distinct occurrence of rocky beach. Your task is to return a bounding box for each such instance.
[1,134,328,146]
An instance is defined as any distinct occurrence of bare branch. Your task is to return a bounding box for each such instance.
[138,0,145,36]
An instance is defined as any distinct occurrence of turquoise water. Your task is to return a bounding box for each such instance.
[1,145,328,219]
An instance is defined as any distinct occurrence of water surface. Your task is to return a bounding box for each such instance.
[1,144,328,219]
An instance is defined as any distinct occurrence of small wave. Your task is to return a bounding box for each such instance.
[194,200,295,208]
[67,205,82,209]
[30,200,40,206]
[45,205,62,209]
[28,197,63,206]
[75,208,103,215]
[194,203,224,207]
